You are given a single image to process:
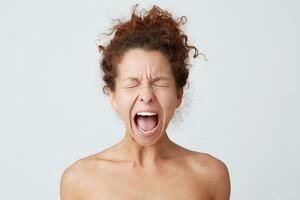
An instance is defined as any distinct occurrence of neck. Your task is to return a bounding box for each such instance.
[110,131,178,168]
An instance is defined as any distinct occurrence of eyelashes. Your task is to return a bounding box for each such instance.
[153,83,170,88]
[123,79,171,89]
[125,83,170,89]
[126,85,139,88]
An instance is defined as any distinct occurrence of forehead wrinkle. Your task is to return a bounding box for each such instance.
[145,59,169,80]
[118,49,172,82]
[120,64,171,83]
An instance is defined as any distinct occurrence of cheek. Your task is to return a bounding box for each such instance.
[116,91,135,117]
[157,90,179,114]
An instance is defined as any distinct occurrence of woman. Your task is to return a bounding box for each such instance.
[60,5,231,200]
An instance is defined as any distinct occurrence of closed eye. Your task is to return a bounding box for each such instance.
[126,84,139,88]
[122,78,140,89]
[154,83,169,87]
[125,81,140,89]
[153,80,170,87]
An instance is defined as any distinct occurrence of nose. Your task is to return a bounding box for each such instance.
[138,85,155,104]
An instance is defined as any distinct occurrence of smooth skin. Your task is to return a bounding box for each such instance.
[60,49,231,200]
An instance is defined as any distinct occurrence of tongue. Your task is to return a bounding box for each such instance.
[136,116,157,131]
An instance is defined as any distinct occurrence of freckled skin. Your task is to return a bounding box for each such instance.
[60,49,231,200]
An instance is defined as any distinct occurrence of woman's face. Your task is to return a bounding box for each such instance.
[109,48,183,147]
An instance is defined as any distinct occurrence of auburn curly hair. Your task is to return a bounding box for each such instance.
[98,4,202,94]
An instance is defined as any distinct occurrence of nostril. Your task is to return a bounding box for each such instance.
[138,92,155,103]
[139,97,153,103]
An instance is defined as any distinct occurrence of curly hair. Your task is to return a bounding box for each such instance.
[98,4,202,94]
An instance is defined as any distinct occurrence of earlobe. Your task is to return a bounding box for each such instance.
[108,90,118,112]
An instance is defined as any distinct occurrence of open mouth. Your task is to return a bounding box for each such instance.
[134,111,159,136]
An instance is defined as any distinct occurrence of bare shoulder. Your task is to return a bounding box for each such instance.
[188,151,231,200]
[60,158,89,200]
[60,153,106,200]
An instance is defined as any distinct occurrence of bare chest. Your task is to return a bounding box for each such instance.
[80,165,212,200]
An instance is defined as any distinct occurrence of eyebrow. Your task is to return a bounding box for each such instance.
[122,77,138,82]
[122,76,171,82]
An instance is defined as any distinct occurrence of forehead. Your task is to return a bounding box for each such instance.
[117,48,172,78]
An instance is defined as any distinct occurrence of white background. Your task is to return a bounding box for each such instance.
[0,0,299,199]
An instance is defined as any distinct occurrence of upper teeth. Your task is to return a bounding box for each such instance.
[137,112,157,116]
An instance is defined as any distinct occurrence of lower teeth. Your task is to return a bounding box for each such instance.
[138,126,157,134]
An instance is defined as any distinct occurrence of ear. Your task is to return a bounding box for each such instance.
[108,89,119,112]
[176,88,183,108]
